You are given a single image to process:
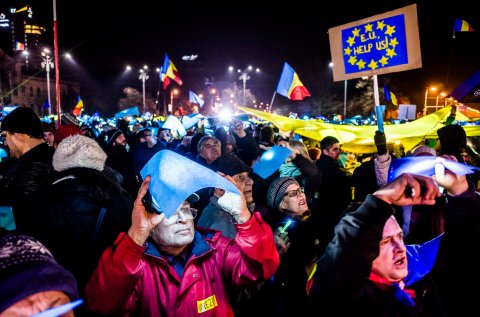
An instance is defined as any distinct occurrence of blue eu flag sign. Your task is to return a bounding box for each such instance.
[42,100,50,109]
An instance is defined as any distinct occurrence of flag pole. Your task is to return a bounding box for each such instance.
[52,0,62,128]
[269,92,276,112]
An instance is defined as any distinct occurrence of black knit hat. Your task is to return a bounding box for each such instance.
[267,177,299,209]
[0,233,79,313]
[210,153,251,176]
[0,107,44,138]
[437,124,467,157]
[105,129,123,147]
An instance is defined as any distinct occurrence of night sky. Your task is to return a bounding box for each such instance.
[3,0,480,114]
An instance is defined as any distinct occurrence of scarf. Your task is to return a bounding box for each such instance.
[279,162,302,178]
[369,272,416,307]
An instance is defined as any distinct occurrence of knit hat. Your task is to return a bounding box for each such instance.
[54,125,82,145]
[105,129,123,147]
[437,124,467,156]
[267,177,299,209]
[53,134,107,172]
[0,107,44,138]
[210,153,252,176]
[0,233,79,313]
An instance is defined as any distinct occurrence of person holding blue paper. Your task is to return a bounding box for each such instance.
[308,156,480,316]
[85,151,280,316]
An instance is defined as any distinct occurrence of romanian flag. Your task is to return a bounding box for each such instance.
[161,54,182,90]
[384,85,398,106]
[454,18,474,32]
[15,41,25,51]
[276,62,311,101]
[73,96,84,116]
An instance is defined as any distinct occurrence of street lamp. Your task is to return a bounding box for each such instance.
[136,65,160,113]
[41,49,54,115]
[436,92,447,110]
[229,65,260,106]
[210,87,217,111]
[423,86,437,116]
[139,65,149,110]
[170,88,179,113]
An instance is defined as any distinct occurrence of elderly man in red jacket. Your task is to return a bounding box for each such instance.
[85,173,279,316]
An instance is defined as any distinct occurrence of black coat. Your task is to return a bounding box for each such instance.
[315,154,352,229]
[23,168,133,296]
[0,143,54,228]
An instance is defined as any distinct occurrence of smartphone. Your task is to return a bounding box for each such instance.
[142,189,162,214]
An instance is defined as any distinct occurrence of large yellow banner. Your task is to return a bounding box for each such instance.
[236,105,480,154]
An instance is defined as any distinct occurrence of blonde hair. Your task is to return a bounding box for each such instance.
[288,140,312,162]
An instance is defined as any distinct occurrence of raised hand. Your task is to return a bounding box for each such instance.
[373,173,441,206]
[273,226,290,256]
[216,173,251,224]
[230,119,246,138]
[433,155,469,196]
[127,176,165,246]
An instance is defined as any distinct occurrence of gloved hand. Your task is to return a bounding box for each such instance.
[217,192,243,217]
[374,130,387,155]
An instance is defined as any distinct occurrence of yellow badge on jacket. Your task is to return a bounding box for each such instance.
[197,294,218,313]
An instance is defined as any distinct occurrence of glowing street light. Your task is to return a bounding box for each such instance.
[137,65,160,112]
[139,65,150,109]
[41,49,54,115]
[423,86,438,116]
[170,88,179,112]
[229,65,260,106]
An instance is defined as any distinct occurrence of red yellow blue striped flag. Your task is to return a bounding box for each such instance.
[276,62,311,101]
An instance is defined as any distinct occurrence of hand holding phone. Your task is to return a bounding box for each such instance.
[142,189,162,214]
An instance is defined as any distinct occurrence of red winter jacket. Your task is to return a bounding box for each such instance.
[85,212,279,316]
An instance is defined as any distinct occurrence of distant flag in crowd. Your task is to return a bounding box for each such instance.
[189,91,205,108]
[453,18,474,38]
[15,41,25,51]
[275,62,311,101]
[384,85,398,106]
[42,100,50,109]
[15,6,28,13]
[73,96,84,116]
[161,53,182,90]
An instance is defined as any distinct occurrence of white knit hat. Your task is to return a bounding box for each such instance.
[53,134,107,172]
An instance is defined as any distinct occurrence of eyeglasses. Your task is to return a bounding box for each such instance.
[163,207,198,224]
[283,187,305,198]
[234,174,247,183]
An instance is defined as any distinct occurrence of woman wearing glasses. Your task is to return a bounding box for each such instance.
[237,177,331,317]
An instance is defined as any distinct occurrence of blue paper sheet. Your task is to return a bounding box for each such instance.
[140,150,239,218]
[253,146,293,179]
[31,299,83,317]
[388,156,479,182]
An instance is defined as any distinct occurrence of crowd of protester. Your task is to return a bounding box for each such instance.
[1,105,480,316]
